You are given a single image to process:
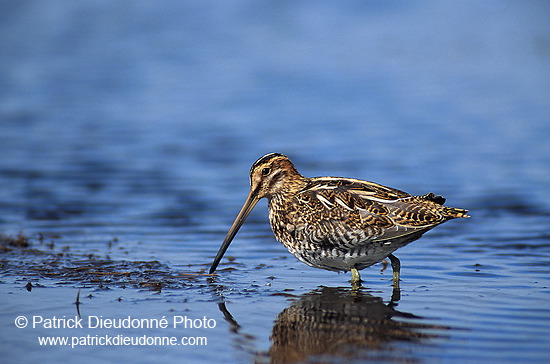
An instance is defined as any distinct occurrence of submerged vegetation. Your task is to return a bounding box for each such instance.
[0,233,205,291]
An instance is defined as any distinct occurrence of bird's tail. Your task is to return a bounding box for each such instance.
[443,206,470,219]
[421,192,469,219]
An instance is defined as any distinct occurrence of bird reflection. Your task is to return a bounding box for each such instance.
[216,286,449,363]
[269,287,440,363]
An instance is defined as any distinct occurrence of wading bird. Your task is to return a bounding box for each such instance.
[209,153,468,288]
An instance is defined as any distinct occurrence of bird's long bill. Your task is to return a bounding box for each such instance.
[209,190,260,274]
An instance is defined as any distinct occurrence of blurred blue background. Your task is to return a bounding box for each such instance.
[2,1,548,190]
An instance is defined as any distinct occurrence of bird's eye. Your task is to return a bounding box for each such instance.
[261,167,271,176]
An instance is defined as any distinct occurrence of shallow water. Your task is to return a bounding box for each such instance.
[1,1,550,363]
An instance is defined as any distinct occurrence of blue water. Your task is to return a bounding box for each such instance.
[1,1,550,363]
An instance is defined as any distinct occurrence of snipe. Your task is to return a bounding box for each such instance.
[209,153,468,288]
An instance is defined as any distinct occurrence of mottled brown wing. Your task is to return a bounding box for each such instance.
[294,178,445,249]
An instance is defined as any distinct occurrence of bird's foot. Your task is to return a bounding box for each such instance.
[390,284,401,304]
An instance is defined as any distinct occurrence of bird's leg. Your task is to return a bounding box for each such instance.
[388,254,400,288]
[388,254,401,302]
[350,267,362,289]
[380,258,389,273]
